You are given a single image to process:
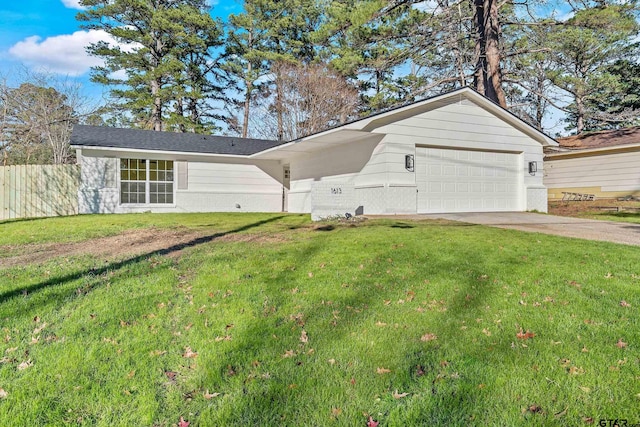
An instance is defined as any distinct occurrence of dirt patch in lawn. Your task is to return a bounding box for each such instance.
[0,227,288,268]
[549,200,640,217]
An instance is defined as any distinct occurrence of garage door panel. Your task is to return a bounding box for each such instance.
[417,147,521,213]
[443,165,456,176]
[443,182,456,193]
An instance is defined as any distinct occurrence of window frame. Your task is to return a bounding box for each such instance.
[118,158,176,206]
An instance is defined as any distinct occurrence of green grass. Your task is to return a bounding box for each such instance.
[0,213,639,426]
[580,212,640,224]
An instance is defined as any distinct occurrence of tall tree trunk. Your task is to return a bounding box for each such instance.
[151,77,162,131]
[151,32,163,131]
[242,79,253,139]
[275,68,284,141]
[473,0,487,95]
[472,0,507,107]
[575,95,585,134]
[175,98,186,133]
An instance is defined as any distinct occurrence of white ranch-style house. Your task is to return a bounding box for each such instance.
[71,87,557,220]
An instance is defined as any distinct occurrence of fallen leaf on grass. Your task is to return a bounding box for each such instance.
[420,333,437,342]
[367,416,379,427]
[482,328,492,337]
[0,388,7,399]
[5,348,17,354]
[282,350,295,358]
[568,366,584,375]
[165,371,177,381]
[178,417,190,427]
[182,347,198,358]
[582,417,594,424]
[376,367,391,374]
[300,330,309,343]
[33,322,47,335]
[214,336,232,342]
[392,390,409,399]
[203,390,220,399]
[579,386,591,393]
[127,370,136,379]
[375,321,387,327]
[620,300,631,307]
[17,360,32,371]
[554,407,568,418]
[517,329,536,340]
[527,404,542,413]
[150,350,167,357]
[328,359,336,365]
[616,339,627,349]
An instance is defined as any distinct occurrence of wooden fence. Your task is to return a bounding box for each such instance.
[0,165,80,220]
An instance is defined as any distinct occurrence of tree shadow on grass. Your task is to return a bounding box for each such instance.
[0,216,286,305]
[194,226,508,426]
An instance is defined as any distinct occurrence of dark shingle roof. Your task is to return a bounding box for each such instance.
[71,125,284,156]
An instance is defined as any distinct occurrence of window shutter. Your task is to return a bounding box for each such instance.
[176,161,188,190]
[104,158,117,188]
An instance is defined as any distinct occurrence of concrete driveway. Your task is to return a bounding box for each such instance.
[379,212,640,246]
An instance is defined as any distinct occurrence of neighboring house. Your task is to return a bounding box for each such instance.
[544,126,640,200]
[71,87,557,219]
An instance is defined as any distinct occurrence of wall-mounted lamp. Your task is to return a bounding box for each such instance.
[405,154,415,172]
[528,161,537,175]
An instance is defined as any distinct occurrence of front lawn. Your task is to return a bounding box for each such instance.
[550,200,640,224]
[0,213,638,426]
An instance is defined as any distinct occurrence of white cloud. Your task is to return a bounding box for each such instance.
[8,30,136,77]
[61,0,85,10]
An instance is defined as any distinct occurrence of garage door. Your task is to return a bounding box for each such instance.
[416,147,521,213]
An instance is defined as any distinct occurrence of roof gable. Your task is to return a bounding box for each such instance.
[347,87,557,147]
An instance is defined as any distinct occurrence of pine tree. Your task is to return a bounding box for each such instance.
[78,0,223,132]
[546,4,639,133]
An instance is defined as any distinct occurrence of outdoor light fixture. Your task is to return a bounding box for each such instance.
[405,154,415,172]
[528,161,537,175]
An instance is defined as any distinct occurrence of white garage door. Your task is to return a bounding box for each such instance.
[416,147,521,213]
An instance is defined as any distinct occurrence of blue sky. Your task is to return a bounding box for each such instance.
[0,0,241,95]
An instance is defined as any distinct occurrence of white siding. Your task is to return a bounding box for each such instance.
[289,98,548,215]
[288,136,389,214]
[545,150,640,199]
[78,151,283,214]
[373,100,545,212]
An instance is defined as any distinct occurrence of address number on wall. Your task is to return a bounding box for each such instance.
[330,187,343,194]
